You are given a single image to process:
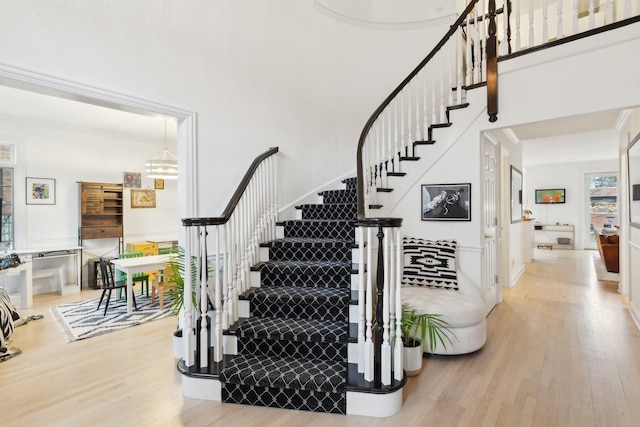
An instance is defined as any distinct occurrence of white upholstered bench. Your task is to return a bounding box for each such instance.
[401,237,486,356]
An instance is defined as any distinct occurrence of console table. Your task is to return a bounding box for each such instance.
[533,224,575,250]
[14,246,83,295]
[0,262,32,308]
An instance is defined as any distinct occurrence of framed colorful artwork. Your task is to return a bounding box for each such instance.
[26,177,56,205]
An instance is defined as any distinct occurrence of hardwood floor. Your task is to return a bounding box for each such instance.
[1,250,639,426]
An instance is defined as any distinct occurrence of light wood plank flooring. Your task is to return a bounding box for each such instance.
[1,249,639,426]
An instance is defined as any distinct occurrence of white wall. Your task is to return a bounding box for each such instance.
[0,0,448,222]
[523,158,619,249]
[617,108,640,328]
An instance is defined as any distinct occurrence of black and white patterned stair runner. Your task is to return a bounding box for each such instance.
[219,177,356,414]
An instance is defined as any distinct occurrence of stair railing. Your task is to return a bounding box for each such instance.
[181,147,279,368]
[356,0,485,388]
[502,0,639,55]
[355,0,638,387]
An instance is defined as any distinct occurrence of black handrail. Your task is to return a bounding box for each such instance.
[182,146,279,226]
[356,0,480,220]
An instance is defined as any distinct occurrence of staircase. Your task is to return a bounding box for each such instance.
[218,178,358,414]
[178,0,640,417]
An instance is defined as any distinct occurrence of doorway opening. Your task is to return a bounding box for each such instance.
[586,173,618,249]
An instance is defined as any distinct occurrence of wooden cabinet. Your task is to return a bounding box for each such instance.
[79,182,123,241]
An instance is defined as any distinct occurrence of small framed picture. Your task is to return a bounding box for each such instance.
[131,189,156,208]
[421,183,471,221]
[26,177,56,205]
[123,172,141,188]
[154,178,165,190]
[0,143,16,164]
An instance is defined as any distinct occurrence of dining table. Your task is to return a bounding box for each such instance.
[110,253,172,313]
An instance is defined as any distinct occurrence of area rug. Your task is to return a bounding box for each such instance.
[592,252,620,282]
[50,295,175,342]
[0,314,44,363]
[0,347,21,363]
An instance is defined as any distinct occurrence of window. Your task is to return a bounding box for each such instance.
[0,167,14,249]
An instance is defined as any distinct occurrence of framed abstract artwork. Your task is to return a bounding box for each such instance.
[26,177,56,205]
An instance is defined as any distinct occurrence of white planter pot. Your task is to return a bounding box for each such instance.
[173,328,183,359]
[403,342,424,376]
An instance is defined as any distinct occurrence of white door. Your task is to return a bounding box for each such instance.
[481,136,500,313]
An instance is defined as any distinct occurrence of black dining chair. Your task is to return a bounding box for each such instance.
[97,257,138,316]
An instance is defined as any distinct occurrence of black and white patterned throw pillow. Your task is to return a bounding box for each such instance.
[402,237,458,290]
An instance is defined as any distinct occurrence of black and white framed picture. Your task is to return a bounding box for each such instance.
[421,183,471,221]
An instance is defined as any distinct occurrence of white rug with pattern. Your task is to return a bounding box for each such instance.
[51,294,175,342]
[592,252,620,283]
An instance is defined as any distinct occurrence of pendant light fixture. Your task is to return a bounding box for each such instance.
[145,120,178,179]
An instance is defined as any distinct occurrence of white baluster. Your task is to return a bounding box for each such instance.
[231,217,239,324]
[456,26,463,104]
[183,228,195,367]
[213,225,223,362]
[364,227,374,382]
[557,0,564,40]
[465,13,472,86]
[440,53,446,121]
[624,0,631,19]
[222,223,230,329]
[431,64,437,125]
[398,91,404,167]
[391,100,397,178]
[515,0,521,51]
[424,64,430,137]
[542,0,549,42]
[573,0,579,35]
[529,0,535,48]
[357,226,366,373]
[416,79,424,142]
[588,0,595,29]
[473,4,480,84]
[605,0,613,24]
[393,228,403,381]
[381,227,391,386]
[448,37,456,105]
[501,0,509,56]
[406,85,413,148]
[200,226,209,368]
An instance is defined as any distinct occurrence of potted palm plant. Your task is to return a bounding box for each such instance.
[164,247,198,358]
[398,303,453,376]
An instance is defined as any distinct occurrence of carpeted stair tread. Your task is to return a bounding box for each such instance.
[237,316,348,344]
[253,260,353,274]
[280,219,356,240]
[220,354,346,393]
[248,285,350,303]
[318,189,357,204]
[248,285,349,321]
[262,237,355,247]
[260,238,355,263]
[297,203,357,220]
